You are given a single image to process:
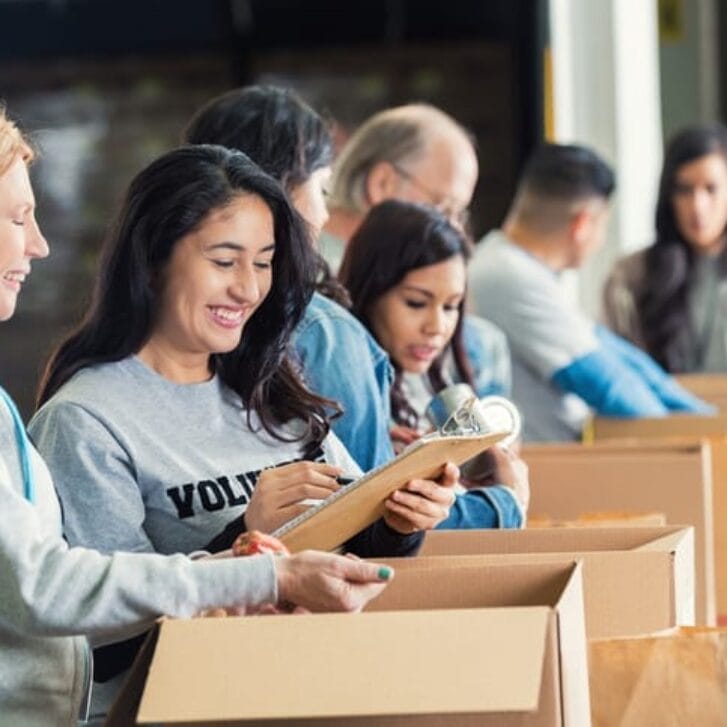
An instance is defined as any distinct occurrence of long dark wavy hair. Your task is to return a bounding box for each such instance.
[339,199,474,427]
[638,123,727,371]
[37,144,332,451]
[183,84,348,306]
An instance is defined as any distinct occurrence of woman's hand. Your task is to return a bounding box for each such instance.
[274,550,393,612]
[486,444,530,512]
[245,461,343,533]
[390,424,421,454]
[383,461,459,534]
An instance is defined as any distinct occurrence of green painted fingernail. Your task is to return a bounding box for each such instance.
[378,566,393,581]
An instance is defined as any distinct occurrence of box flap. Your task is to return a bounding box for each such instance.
[634,527,696,626]
[422,525,689,555]
[135,609,551,723]
[366,558,575,611]
[550,561,591,727]
[631,527,693,554]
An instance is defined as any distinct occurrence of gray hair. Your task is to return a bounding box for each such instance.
[329,104,466,213]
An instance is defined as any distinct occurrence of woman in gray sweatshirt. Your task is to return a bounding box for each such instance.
[0,107,392,727]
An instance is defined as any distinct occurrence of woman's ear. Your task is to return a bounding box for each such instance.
[568,207,591,244]
[365,161,400,205]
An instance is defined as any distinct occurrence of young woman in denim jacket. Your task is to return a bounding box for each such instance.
[339,199,529,528]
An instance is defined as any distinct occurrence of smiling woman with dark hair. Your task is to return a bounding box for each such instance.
[29,144,456,719]
[183,84,397,472]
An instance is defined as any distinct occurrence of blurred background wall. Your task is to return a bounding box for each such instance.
[0,0,722,418]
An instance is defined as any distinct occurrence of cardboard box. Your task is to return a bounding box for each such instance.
[527,512,667,527]
[586,413,727,442]
[108,560,590,726]
[580,426,727,623]
[676,373,727,411]
[522,441,715,626]
[417,526,695,638]
[589,627,727,727]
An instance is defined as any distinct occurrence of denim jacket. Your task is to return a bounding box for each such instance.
[293,292,395,472]
[293,295,522,530]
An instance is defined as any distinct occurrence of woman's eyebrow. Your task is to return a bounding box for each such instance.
[206,242,244,252]
[402,285,434,298]
[205,241,276,253]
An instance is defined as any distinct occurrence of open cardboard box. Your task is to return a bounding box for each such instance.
[676,373,727,412]
[417,526,695,638]
[107,560,590,726]
[521,440,715,626]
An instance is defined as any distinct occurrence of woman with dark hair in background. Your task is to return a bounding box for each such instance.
[0,112,393,726]
[30,145,455,719]
[604,123,727,372]
[339,199,529,529]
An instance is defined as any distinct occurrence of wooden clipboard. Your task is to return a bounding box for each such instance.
[272,430,509,553]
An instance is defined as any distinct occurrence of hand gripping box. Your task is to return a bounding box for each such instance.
[419,525,695,638]
[107,560,589,727]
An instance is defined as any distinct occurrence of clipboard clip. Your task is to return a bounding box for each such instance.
[438,395,487,436]
[420,395,487,439]
[422,392,522,444]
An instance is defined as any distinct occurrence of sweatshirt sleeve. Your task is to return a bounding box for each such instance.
[29,400,156,554]
[0,457,277,643]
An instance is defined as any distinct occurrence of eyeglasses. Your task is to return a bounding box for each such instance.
[390,162,471,230]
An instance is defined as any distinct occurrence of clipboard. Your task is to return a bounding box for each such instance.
[272,430,509,553]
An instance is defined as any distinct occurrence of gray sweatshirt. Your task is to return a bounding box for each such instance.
[0,396,278,726]
[29,357,360,557]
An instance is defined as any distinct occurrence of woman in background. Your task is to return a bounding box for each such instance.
[604,123,727,372]
[339,199,529,528]
[183,85,395,472]
[0,111,392,726]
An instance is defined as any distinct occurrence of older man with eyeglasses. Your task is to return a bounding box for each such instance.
[322,104,477,268]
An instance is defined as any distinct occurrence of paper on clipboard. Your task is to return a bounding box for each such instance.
[272,429,510,553]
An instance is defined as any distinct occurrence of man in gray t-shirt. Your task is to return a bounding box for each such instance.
[468,144,709,441]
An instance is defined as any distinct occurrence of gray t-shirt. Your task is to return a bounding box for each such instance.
[468,230,597,441]
[29,356,360,557]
